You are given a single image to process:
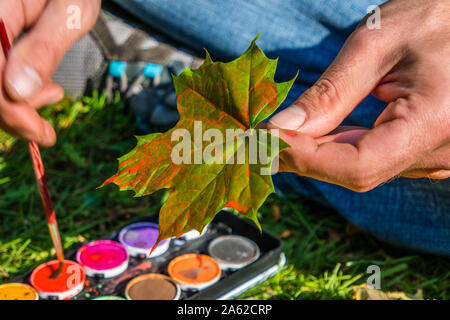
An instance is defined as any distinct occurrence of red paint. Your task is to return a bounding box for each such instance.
[30,260,85,294]
[283,130,298,138]
[0,21,11,56]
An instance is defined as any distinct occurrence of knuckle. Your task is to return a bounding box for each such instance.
[350,27,372,51]
[348,166,378,192]
[349,24,389,61]
[288,155,308,175]
[351,185,374,193]
[301,77,341,114]
[390,98,411,119]
[0,109,16,129]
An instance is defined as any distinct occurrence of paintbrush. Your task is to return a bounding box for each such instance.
[0,20,65,278]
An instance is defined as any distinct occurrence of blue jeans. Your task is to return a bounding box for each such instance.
[114,0,450,255]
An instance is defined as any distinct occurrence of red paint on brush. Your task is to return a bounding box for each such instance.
[28,142,64,263]
[0,21,11,56]
[28,142,57,223]
[0,21,65,265]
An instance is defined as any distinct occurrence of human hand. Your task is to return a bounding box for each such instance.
[268,0,450,192]
[0,0,100,146]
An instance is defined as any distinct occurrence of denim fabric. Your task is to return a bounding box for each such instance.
[114,0,450,255]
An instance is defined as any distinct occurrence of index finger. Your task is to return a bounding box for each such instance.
[0,1,47,43]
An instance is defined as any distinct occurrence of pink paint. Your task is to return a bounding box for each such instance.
[76,240,128,273]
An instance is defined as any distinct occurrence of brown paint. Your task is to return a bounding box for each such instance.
[125,274,178,300]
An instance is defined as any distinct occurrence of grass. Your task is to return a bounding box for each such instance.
[0,93,448,299]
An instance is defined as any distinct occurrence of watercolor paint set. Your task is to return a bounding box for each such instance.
[3,210,284,300]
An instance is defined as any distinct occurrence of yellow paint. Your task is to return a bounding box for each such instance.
[0,283,38,300]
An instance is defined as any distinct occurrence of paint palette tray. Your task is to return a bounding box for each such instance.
[13,210,284,300]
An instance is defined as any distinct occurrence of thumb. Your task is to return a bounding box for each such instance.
[269,27,401,137]
[4,0,100,101]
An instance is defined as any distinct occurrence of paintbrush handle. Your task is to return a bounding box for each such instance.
[1,21,65,263]
[28,141,65,262]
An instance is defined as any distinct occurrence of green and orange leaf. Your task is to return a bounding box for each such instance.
[101,35,298,249]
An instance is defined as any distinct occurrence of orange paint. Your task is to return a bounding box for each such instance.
[168,254,221,286]
[0,283,38,300]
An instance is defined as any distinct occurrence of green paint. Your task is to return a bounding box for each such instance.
[92,296,126,300]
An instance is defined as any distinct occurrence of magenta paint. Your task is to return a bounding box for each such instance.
[118,222,169,258]
[76,240,129,278]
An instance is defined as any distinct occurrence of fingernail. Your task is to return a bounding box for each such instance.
[7,65,42,100]
[269,105,306,130]
[47,90,64,105]
[41,121,56,147]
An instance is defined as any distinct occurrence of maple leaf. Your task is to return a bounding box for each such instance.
[101,35,298,248]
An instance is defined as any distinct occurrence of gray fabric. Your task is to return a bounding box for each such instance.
[52,33,104,99]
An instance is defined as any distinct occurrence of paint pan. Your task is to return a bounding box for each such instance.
[168,254,221,291]
[76,240,128,278]
[179,224,209,241]
[0,283,38,300]
[125,273,181,300]
[208,235,260,270]
[118,222,169,258]
[30,260,85,300]
[92,296,125,300]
